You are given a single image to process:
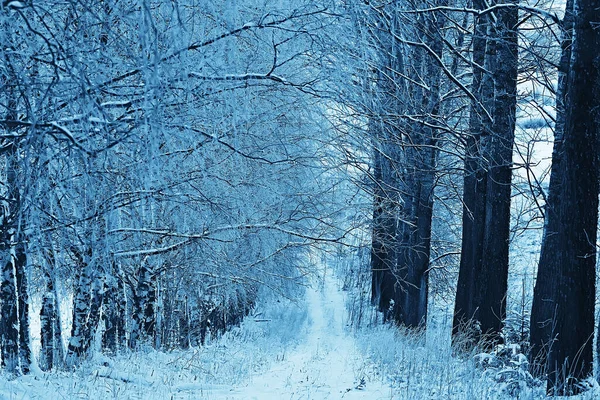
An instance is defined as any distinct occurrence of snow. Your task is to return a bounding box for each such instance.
[205,272,391,399]
[3,267,600,399]
[0,271,390,399]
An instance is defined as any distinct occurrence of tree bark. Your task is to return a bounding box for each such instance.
[39,292,54,371]
[129,261,156,349]
[529,0,600,393]
[102,264,126,354]
[477,0,518,347]
[40,249,61,371]
[0,254,19,373]
[529,0,573,377]
[453,0,516,349]
[400,16,444,328]
[14,240,31,374]
[452,3,489,345]
[65,246,94,368]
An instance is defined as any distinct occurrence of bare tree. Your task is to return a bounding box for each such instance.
[529,0,600,393]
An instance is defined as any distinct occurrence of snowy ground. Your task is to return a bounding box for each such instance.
[2,267,600,399]
[0,270,391,399]
[207,272,392,399]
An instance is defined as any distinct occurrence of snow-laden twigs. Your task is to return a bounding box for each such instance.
[110,223,354,252]
[188,72,286,84]
[400,4,561,26]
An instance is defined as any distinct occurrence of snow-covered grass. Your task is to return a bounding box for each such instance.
[352,305,600,399]
[4,263,600,399]
[0,293,310,400]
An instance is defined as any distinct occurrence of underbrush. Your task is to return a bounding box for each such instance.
[0,293,309,400]
[353,322,542,399]
[334,247,597,399]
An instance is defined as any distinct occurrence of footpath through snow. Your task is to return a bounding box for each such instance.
[207,271,391,399]
[0,271,392,400]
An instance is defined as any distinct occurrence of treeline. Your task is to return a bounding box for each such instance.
[0,0,346,374]
[357,0,599,395]
[2,0,600,395]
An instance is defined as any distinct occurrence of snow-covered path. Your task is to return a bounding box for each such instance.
[0,271,392,400]
[208,271,391,399]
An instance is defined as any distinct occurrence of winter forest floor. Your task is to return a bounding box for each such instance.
[1,266,600,399]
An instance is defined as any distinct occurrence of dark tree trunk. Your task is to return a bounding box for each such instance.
[0,256,19,373]
[102,285,118,354]
[371,141,399,320]
[14,241,31,374]
[116,272,127,349]
[160,272,174,349]
[369,4,406,322]
[401,2,446,329]
[529,0,600,393]
[452,4,488,342]
[39,292,54,371]
[477,1,518,347]
[102,265,126,354]
[82,274,104,352]
[529,0,573,377]
[129,262,156,349]
[371,146,387,307]
[41,248,65,370]
[178,297,190,349]
[65,246,94,368]
[453,0,516,349]
[39,248,62,371]
[403,148,436,328]
[143,273,157,343]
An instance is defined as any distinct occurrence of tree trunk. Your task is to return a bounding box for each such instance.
[39,249,61,371]
[452,4,488,341]
[102,264,126,354]
[402,2,446,329]
[529,0,573,377]
[477,1,518,347]
[0,78,27,374]
[51,268,65,369]
[178,297,190,349]
[453,0,516,349]
[529,0,600,393]
[65,246,94,368]
[14,240,31,374]
[39,292,54,371]
[129,261,156,349]
[371,140,400,320]
[0,254,19,373]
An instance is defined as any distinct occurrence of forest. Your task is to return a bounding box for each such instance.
[0,0,599,398]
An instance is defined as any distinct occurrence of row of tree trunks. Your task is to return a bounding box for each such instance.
[0,69,32,373]
[65,245,104,368]
[370,0,445,329]
[452,0,518,349]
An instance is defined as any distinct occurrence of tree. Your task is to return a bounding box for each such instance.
[0,21,33,374]
[0,0,348,370]
[529,0,600,392]
[453,0,518,348]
